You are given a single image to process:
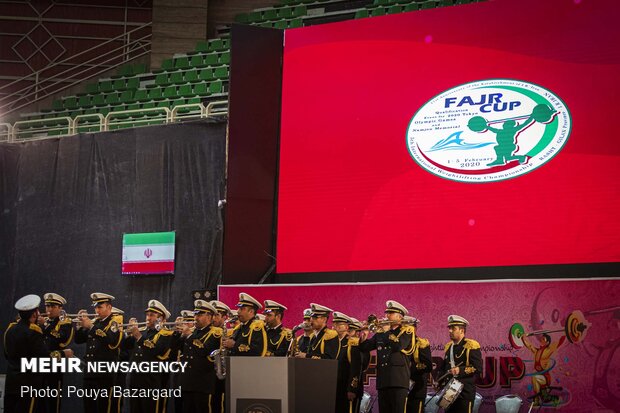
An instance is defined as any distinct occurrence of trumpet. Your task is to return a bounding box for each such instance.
[159,321,195,326]
[39,310,97,320]
[117,321,151,328]
[70,314,99,324]
[365,314,418,332]
[64,312,98,318]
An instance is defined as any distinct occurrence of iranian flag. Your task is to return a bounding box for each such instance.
[122,232,175,274]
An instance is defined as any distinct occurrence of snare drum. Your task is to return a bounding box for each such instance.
[436,378,465,409]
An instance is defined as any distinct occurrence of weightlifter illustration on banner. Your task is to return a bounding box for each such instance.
[467,103,557,167]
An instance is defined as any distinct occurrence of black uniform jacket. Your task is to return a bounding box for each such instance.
[4,320,66,395]
[438,337,483,401]
[339,337,363,395]
[266,324,293,357]
[42,317,74,352]
[297,334,311,354]
[123,327,174,388]
[359,325,415,389]
[229,318,267,357]
[179,324,222,394]
[306,327,340,359]
[409,336,432,399]
[75,314,123,379]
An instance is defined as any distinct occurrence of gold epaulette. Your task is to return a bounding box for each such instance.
[226,328,235,337]
[417,337,430,348]
[59,318,73,326]
[282,328,293,340]
[444,342,453,352]
[29,324,43,334]
[348,337,360,346]
[323,329,338,340]
[111,315,124,326]
[401,325,415,335]
[464,339,480,350]
[250,319,265,331]
[210,326,223,338]
[158,328,174,336]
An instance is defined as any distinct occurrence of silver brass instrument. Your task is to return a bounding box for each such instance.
[65,312,98,318]
[211,325,228,380]
[117,321,150,328]
[366,313,417,332]
[41,310,98,322]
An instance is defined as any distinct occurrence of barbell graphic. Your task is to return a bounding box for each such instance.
[509,310,590,350]
[468,103,556,132]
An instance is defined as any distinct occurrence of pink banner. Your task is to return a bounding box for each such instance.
[220,279,620,412]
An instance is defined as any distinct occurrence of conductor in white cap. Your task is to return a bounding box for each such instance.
[4,294,73,413]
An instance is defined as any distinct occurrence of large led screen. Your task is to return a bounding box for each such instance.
[277,0,620,274]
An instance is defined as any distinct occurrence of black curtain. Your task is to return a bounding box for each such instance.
[0,120,226,374]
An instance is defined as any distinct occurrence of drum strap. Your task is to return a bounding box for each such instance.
[449,343,455,368]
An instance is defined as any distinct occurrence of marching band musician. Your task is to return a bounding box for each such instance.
[264,300,293,357]
[4,295,74,413]
[333,312,362,413]
[122,299,174,413]
[74,292,123,413]
[171,310,195,413]
[228,309,240,330]
[348,318,369,413]
[179,300,222,413]
[222,293,267,356]
[210,300,232,413]
[40,293,74,413]
[298,303,340,359]
[111,307,129,413]
[405,317,432,413]
[297,308,314,354]
[211,300,232,330]
[359,301,415,413]
[437,315,482,413]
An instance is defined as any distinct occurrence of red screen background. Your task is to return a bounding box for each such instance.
[277,0,620,274]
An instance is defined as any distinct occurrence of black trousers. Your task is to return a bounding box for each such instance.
[446,398,474,413]
[405,397,425,413]
[335,394,356,413]
[43,374,63,413]
[182,391,213,413]
[83,376,117,413]
[129,395,167,413]
[378,388,408,413]
[4,394,42,413]
[212,378,225,412]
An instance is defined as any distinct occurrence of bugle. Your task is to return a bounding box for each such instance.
[365,314,418,332]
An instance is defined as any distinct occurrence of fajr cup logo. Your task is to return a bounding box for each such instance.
[406,79,571,183]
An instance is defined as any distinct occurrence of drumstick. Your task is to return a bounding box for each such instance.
[436,361,464,383]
